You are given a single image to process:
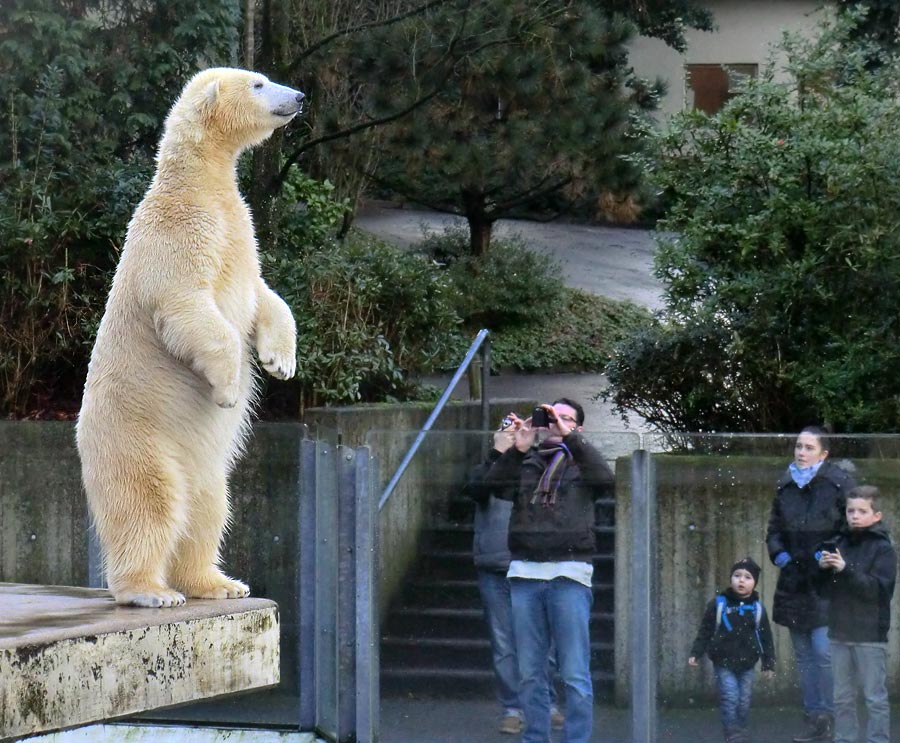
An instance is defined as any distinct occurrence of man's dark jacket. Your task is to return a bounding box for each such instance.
[689,588,776,673]
[815,522,897,643]
[765,460,856,630]
[481,432,615,563]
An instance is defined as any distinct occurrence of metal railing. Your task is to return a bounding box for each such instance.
[377,328,491,510]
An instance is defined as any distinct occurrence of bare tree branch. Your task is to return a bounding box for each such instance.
[276,0,474,187]
[288,0,468,73]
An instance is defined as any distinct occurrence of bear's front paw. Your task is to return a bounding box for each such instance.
[258,349,296,381]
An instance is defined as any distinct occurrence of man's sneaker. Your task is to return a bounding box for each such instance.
[792,712,833,742]
[724,729,750,743]
[499,709,523,735]
[550,706,565,730]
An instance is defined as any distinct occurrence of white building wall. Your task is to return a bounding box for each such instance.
[629,0,823,117]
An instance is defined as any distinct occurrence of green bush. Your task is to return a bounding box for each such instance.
[421,226,565,328]
[417,227,650,372]
[605,13,900,433]
[489,289,651,371]
[264,227,462,409]
[278,168,352,248]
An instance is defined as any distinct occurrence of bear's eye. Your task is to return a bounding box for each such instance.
[253,81,264,90]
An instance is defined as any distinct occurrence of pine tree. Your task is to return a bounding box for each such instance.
[365,1,663,254]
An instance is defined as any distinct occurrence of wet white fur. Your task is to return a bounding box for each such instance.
[76,68,303,608]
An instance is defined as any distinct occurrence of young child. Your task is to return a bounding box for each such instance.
[689,557,776,743]
[817,485,897,743]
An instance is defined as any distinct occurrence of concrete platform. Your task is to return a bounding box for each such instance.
[0,583,280,742]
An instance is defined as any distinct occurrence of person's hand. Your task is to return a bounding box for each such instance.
[820,549,846,572]
[515,417,538,452]
[541,404,575,438]
[492,413,522,454]
[762,670,775,681]
[687,656,699,667]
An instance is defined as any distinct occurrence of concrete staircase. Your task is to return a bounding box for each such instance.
[380,495,616,700]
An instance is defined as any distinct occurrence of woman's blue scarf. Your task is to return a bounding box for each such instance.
[789,460,824,488]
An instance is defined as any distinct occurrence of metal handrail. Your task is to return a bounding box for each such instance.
[378,328,491,511]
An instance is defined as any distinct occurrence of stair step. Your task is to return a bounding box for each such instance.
[381,667,616,700]
[381,636,613,671]
[417,552,614,582]
[402,579,614,611]
[424,534,615,555]
[381,493,618,700]
[384,607,614,642]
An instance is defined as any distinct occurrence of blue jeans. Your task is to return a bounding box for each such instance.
[477,569,521,710]
[831,642,889,743]
[715,666,755,732]
[478,570,560,712]
[510,577,593,743]
[790,626,833,715]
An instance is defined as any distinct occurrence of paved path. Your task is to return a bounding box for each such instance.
[382,697,900,743]
[355,204,666,311]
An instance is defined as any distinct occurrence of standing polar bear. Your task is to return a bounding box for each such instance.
[77,68,304,608]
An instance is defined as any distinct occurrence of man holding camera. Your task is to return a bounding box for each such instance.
[481,399,615,743]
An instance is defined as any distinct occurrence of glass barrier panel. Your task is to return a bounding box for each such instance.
[368,429,641,741]
[132,422,308,728]
[650,433,900,743]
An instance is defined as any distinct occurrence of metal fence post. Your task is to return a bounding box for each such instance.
[298,438,318,731]
[480,336,491,432]
[631,449,657,743]
[354,447,379,743]
[336,445,359,741]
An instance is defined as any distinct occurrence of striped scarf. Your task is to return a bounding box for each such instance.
[531,442,573,506]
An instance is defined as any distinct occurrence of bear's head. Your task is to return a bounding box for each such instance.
[165,67,305,153]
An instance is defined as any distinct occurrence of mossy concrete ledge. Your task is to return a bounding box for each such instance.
[0,583,280,741]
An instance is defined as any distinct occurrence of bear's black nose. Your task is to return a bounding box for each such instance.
[295,92,305,103]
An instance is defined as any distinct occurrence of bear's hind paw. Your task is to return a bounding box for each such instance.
[115,587,186,608]
[189,577,250,600]
[210,379,240,409]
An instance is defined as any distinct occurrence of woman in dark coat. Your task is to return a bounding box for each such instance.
[765,427,857,743]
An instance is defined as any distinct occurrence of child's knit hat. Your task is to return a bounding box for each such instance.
[731,556,761,585]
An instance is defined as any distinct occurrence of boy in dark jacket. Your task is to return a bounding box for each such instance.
[816,485,896,743]
[689,557,776,743]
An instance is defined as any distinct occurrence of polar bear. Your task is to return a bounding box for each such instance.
[76,68,304,608]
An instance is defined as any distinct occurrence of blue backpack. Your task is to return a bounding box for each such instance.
[715,595,764,654]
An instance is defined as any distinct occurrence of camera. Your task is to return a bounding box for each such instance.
[531,407,551,428]
[498,416,515,431]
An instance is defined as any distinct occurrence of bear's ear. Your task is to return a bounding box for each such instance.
[198,79,221,113]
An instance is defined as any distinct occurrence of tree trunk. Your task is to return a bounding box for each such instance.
[243,0,255,68]
[462,189,493,256]
[246,0,290,248]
